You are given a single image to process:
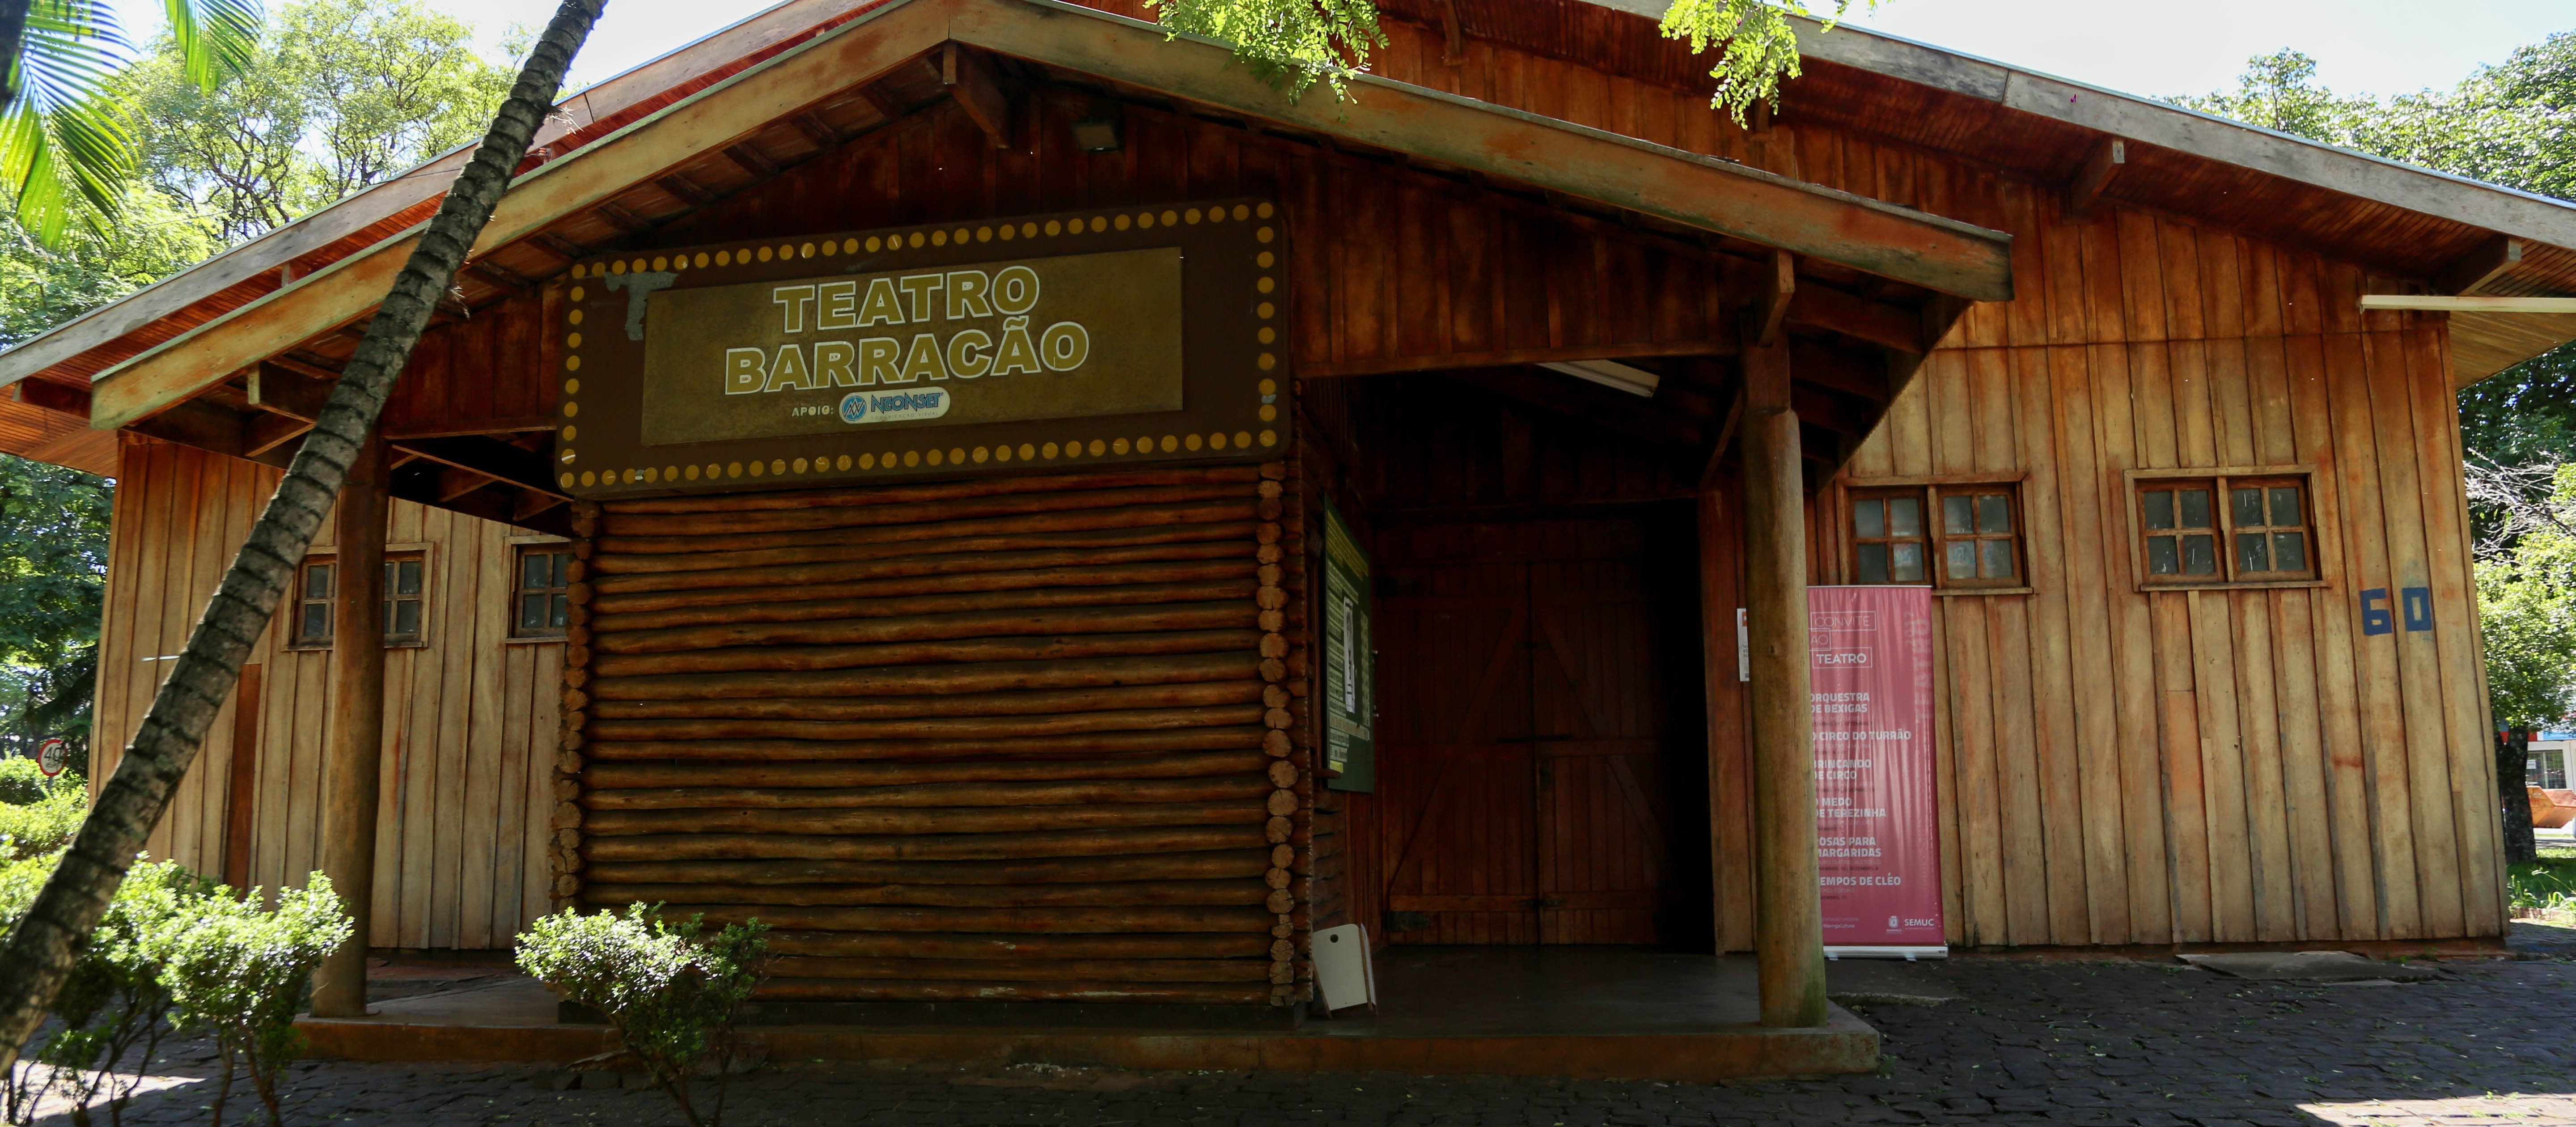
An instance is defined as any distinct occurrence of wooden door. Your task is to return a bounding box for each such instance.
[1377,561,1540,944]
[1529,556,1673,943]
[1376,521,1692,946]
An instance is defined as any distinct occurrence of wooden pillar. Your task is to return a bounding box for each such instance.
[313,436,387,1018]
[1741,331,1826,1028]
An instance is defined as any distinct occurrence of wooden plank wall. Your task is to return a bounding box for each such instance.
[93,436,565,949]
[1283,11,2501,946]
[1812,203,2500,948]
[562,465,1316,1006]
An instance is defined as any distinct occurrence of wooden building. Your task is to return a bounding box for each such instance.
[4,0,2574,1031]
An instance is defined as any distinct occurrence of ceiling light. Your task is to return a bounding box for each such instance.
[1539,358,1661,397]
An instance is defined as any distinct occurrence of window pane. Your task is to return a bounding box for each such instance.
[392,600,420,638]
[1854,499,1885,540]
[1857,543,1890,584]
[518,594,544,632]
[2178,489,2213,529]
[1889,498,1922,538]
[1977,494,2011,534]
[2236,532,2271,573]
[549,594,569,628]
[2183,533,2217,574]
[550,552,569,586]
[1945,541,1976,580]
[305,564,332,599]
[399,560,422,594]
[2273,532,2307,573]
[1942,496,1973,536]
[1892,542,1926,582]
[2148,536,2179,574]
[523,552,549,589]
[2144,491,2175,530]
[1980,539,2015,579]
[301,604,330,640]
[2232,487,2266,529]
[2270,487,2302,527]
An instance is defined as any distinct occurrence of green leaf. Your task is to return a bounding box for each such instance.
[1657,0,1861,125]
[165,0,264,93]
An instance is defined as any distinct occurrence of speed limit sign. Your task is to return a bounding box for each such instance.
[36,738,67,778]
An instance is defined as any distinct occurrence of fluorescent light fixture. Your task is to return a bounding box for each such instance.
[1538,358,1661,397]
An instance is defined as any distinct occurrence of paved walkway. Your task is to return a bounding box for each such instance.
[30,934,2576,1127]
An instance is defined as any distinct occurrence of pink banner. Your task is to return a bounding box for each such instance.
[1807,586,1944,950]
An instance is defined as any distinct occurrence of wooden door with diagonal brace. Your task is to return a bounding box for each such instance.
[1376,520,1693,945]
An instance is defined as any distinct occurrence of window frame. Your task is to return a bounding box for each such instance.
[380,552,430,648]
[1837,475,2032,596]
[288,559,336,650]
[510,542,574,641]
[2123,466,2327,592]
[283,544,434,649]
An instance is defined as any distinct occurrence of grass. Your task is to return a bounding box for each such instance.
[2511,843,2576,917]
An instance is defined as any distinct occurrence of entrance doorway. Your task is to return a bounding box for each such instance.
[1373,515,1709,947]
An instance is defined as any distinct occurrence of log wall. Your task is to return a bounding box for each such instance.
[560,464,1316,1006]
[92,436,564,949]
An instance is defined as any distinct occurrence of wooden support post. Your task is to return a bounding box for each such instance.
[312,435,388,1018]
[1741,327,1826,1029]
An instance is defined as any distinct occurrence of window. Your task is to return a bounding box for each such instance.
[2134,470,2317,587]
[288,552,429,647]
[1847,483,2024,590]
[382,556,426,645]
[2531,747,2568,791]
[292,561,335,648]
[514,548,572,638]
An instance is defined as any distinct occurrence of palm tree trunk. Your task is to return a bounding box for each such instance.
[0,0,29,110]
[0,0,606,1069]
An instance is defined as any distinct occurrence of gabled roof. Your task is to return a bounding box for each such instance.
[28,0,2013,435]
[3,0,2572,476]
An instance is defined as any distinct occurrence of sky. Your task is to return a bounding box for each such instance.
[100,0,2572,103]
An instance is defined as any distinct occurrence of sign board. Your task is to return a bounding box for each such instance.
[554,200,1285,497]
[1807,585,1945,957]
[35,737,67,778]
[1320,502,1375,792]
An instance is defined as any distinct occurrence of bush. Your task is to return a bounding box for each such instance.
[155,876,352,1127]
[0,758,57,804]
[1,856,219,1127]
[516,904,768,1127]
[0,786,86,862]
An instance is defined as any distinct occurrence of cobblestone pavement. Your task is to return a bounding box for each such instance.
[36,943,2576,1127]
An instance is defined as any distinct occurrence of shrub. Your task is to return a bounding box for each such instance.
[0,758,56,804]
[1,856,218,1127]
[153,875,352,1127]
[516,904,768,1127]
[0,786,86,862]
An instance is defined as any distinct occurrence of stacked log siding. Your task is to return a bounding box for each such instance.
[565,465,1297,1004]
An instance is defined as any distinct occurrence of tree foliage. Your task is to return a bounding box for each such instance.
[1144,0,1856,119]
[0,0,260,247]
[2182,39,2576,730]
[0,453,110,771]
[127,0,513,243]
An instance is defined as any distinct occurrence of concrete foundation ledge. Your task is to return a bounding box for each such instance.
[298,1013,1880,1082]
[752,1012,1881,1082]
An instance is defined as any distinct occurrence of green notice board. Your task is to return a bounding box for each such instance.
[1321,503,1375,792]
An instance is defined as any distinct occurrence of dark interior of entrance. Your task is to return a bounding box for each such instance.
[1303,372,1715,952]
